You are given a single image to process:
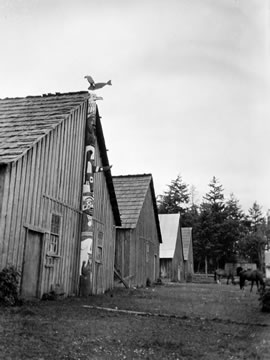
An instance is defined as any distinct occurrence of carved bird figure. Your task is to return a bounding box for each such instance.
[84,75,112,90]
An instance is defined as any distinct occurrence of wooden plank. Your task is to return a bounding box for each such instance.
[114,268,129,288]
[23,224,49,234]
[16,152,32,268]
[35,137,45,226]
[76,103,87,207]
[43,131,53,228]
[7,159,22,265]
[41,134,51,229]
[63,115,72,205]
[63,208,72,294]
[30,141,41,225]
[33,140,44,226]
[57,121,64,199]
[75,103,84,207]
[58,120,67,201]
[25,145,37,225]
[68,111,76,206]
[74,212,82,295]
[74,106,84,208]
[2,163,17,266]
[42,194,82,214]
[13,156,28,266]
[0,164,10,266]
[49,126,57,200]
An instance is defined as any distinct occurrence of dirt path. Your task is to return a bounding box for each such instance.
[0,283,270,359]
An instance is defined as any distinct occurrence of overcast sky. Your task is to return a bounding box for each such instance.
[0,0,269,214]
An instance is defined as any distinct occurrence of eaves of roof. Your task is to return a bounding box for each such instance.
[0,91,89,164]
[95,108,121,226]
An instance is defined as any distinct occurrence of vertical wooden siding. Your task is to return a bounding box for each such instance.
[91,141,116,294]
[130,186,160,287]
[0,102,87,297]
[172,226,185,281]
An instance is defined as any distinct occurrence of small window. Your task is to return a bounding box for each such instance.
[49,213,61,255]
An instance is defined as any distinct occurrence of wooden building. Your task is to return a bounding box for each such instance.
[159,213,185,281]
[181,227,194,278]
[0,92,120,299]
[265,251,270,279]
[113,174,162,287]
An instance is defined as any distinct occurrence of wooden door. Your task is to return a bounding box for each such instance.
[21,230,43,298]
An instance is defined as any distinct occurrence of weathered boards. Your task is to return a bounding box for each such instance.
[113,174,162,288]
[181,227,194,279]
[0,92,121,298]
[159,213,185,282]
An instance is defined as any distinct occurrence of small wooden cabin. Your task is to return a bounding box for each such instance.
[265,251,270,279]
[159,213,185,282]
[0,92,120,298]
[181,227,194,278]
[113,174,162,287]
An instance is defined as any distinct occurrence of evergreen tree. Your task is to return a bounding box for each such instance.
[157,175,190,215]
[237,202,267,269]
[200,177,226,269]
[221,194,246,263]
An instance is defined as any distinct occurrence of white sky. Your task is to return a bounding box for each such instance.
[0,0,269,214]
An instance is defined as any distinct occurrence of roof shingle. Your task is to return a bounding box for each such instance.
[0,91,89,164]
[113,174,152,228]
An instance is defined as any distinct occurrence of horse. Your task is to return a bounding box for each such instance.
[214,268,235,285]
[239,269,265,292]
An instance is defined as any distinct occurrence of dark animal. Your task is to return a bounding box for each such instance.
[239,269,265,292]
[214,268,235,285]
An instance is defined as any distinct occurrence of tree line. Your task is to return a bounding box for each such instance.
[157,175,270,273]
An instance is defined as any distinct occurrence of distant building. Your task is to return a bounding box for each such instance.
[113,174,162,287]
[181,227,194,278]
[265,251,270,278]
[159,213,185,281]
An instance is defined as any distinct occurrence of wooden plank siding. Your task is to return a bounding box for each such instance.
[182,228,194,277]
[0,96,88,297]
[131,186,160,286]
[172,225,185,281]
[114,175,161,288]
[159,214,185,282]
[91,142,116,294]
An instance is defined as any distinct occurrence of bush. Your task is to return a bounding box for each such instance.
[0,266,21,306]
[260,288,270,312]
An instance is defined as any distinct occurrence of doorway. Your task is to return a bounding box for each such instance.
[21,230,43,298]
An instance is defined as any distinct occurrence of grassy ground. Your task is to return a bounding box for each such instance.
[0,282,270,359]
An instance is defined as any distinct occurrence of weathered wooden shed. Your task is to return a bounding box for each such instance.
[0,92,120,299]
[113,174,162,287]
[159,213,185,282]
[181,227,194,278]
[265,251,270,279]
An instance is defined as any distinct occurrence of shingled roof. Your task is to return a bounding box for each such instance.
[181,227,192,261]
[0,91,121,225]
[0,91,89,164]
[113,174,162,242]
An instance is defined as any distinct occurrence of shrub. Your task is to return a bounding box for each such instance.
[0,266,21,306]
